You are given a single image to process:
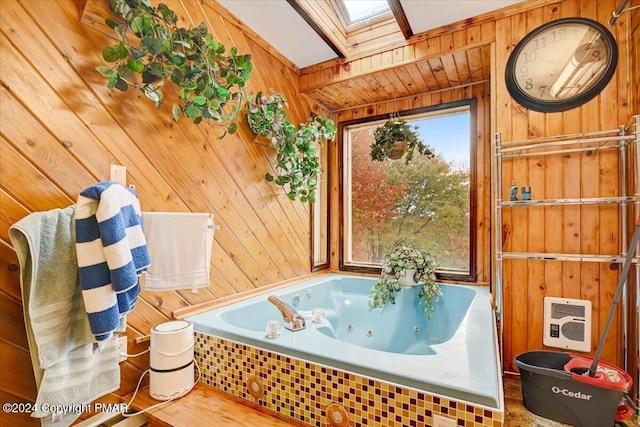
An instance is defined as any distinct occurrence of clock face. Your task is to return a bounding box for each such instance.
[505,18,617,112]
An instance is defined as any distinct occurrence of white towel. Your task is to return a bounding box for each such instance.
[142,212,216,292]
[9,207,120,427]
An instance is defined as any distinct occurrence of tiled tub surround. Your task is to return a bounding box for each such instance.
[189,274,504,426]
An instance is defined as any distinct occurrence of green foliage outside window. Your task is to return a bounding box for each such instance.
[347,112,471,273]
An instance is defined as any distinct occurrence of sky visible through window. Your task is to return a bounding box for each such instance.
[342,0,390,24]
[413,112,470,169]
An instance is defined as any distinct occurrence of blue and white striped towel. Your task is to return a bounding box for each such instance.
[75,182,151,342]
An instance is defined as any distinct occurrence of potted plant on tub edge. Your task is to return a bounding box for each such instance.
[368,242,442,318]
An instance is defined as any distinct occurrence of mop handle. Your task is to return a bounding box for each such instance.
[589,215,640,376]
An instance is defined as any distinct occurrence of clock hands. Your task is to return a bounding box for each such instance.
[550,37,607,99]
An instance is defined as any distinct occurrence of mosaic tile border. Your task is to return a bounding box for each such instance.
[195,332,504,427]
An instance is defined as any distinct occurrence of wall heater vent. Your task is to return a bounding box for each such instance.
[543,297,592,352]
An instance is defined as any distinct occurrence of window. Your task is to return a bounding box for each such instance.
[332,0,392,31]
[312,141,329,270]
[341,101,476,281]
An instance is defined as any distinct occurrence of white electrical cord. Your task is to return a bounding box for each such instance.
[113,338,202,419]
[121,358,202,418]
[119,348,150,358]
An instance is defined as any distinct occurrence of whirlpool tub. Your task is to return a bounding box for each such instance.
[187,273,503,424]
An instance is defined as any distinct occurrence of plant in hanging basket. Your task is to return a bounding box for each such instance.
[370,117,434,163]
[368,241,441,318]
[96,0,252,137]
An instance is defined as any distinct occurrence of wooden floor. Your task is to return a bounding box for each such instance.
[126,380,639,426]
[124,383,306,426]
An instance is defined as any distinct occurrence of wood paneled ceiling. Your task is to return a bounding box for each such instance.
[299,44,491,111]
[291,0,528,112]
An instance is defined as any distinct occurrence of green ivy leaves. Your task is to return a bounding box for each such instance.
[98,0,252,136]
[246,91,336,203]
[368,243,441,318]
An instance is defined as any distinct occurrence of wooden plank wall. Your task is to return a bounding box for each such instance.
[0,0,325,425]
[326,0,636,375]
[493,0,635,373]
[633,0,640,116]
[299,0,561,91]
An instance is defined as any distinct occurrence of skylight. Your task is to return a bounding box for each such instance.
[334,0,391,30]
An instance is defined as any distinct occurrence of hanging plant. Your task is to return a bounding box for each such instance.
[96,0,252,136]
[246,92,336,203]
[246,91,294,145]
[370,117,434,163]
[266,115,336,203]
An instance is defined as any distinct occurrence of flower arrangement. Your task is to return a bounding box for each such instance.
[368,242,442,318]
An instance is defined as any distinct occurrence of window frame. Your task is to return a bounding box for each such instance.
[311,139,330,272]
[331,0,393,32]
[337,99,478,282]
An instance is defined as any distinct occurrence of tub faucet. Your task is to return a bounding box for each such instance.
[268,296,306,331]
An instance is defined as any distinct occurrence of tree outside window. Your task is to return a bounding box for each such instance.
[343,104,474,279]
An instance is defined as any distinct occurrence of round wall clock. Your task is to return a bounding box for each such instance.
[505,17,618,112]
